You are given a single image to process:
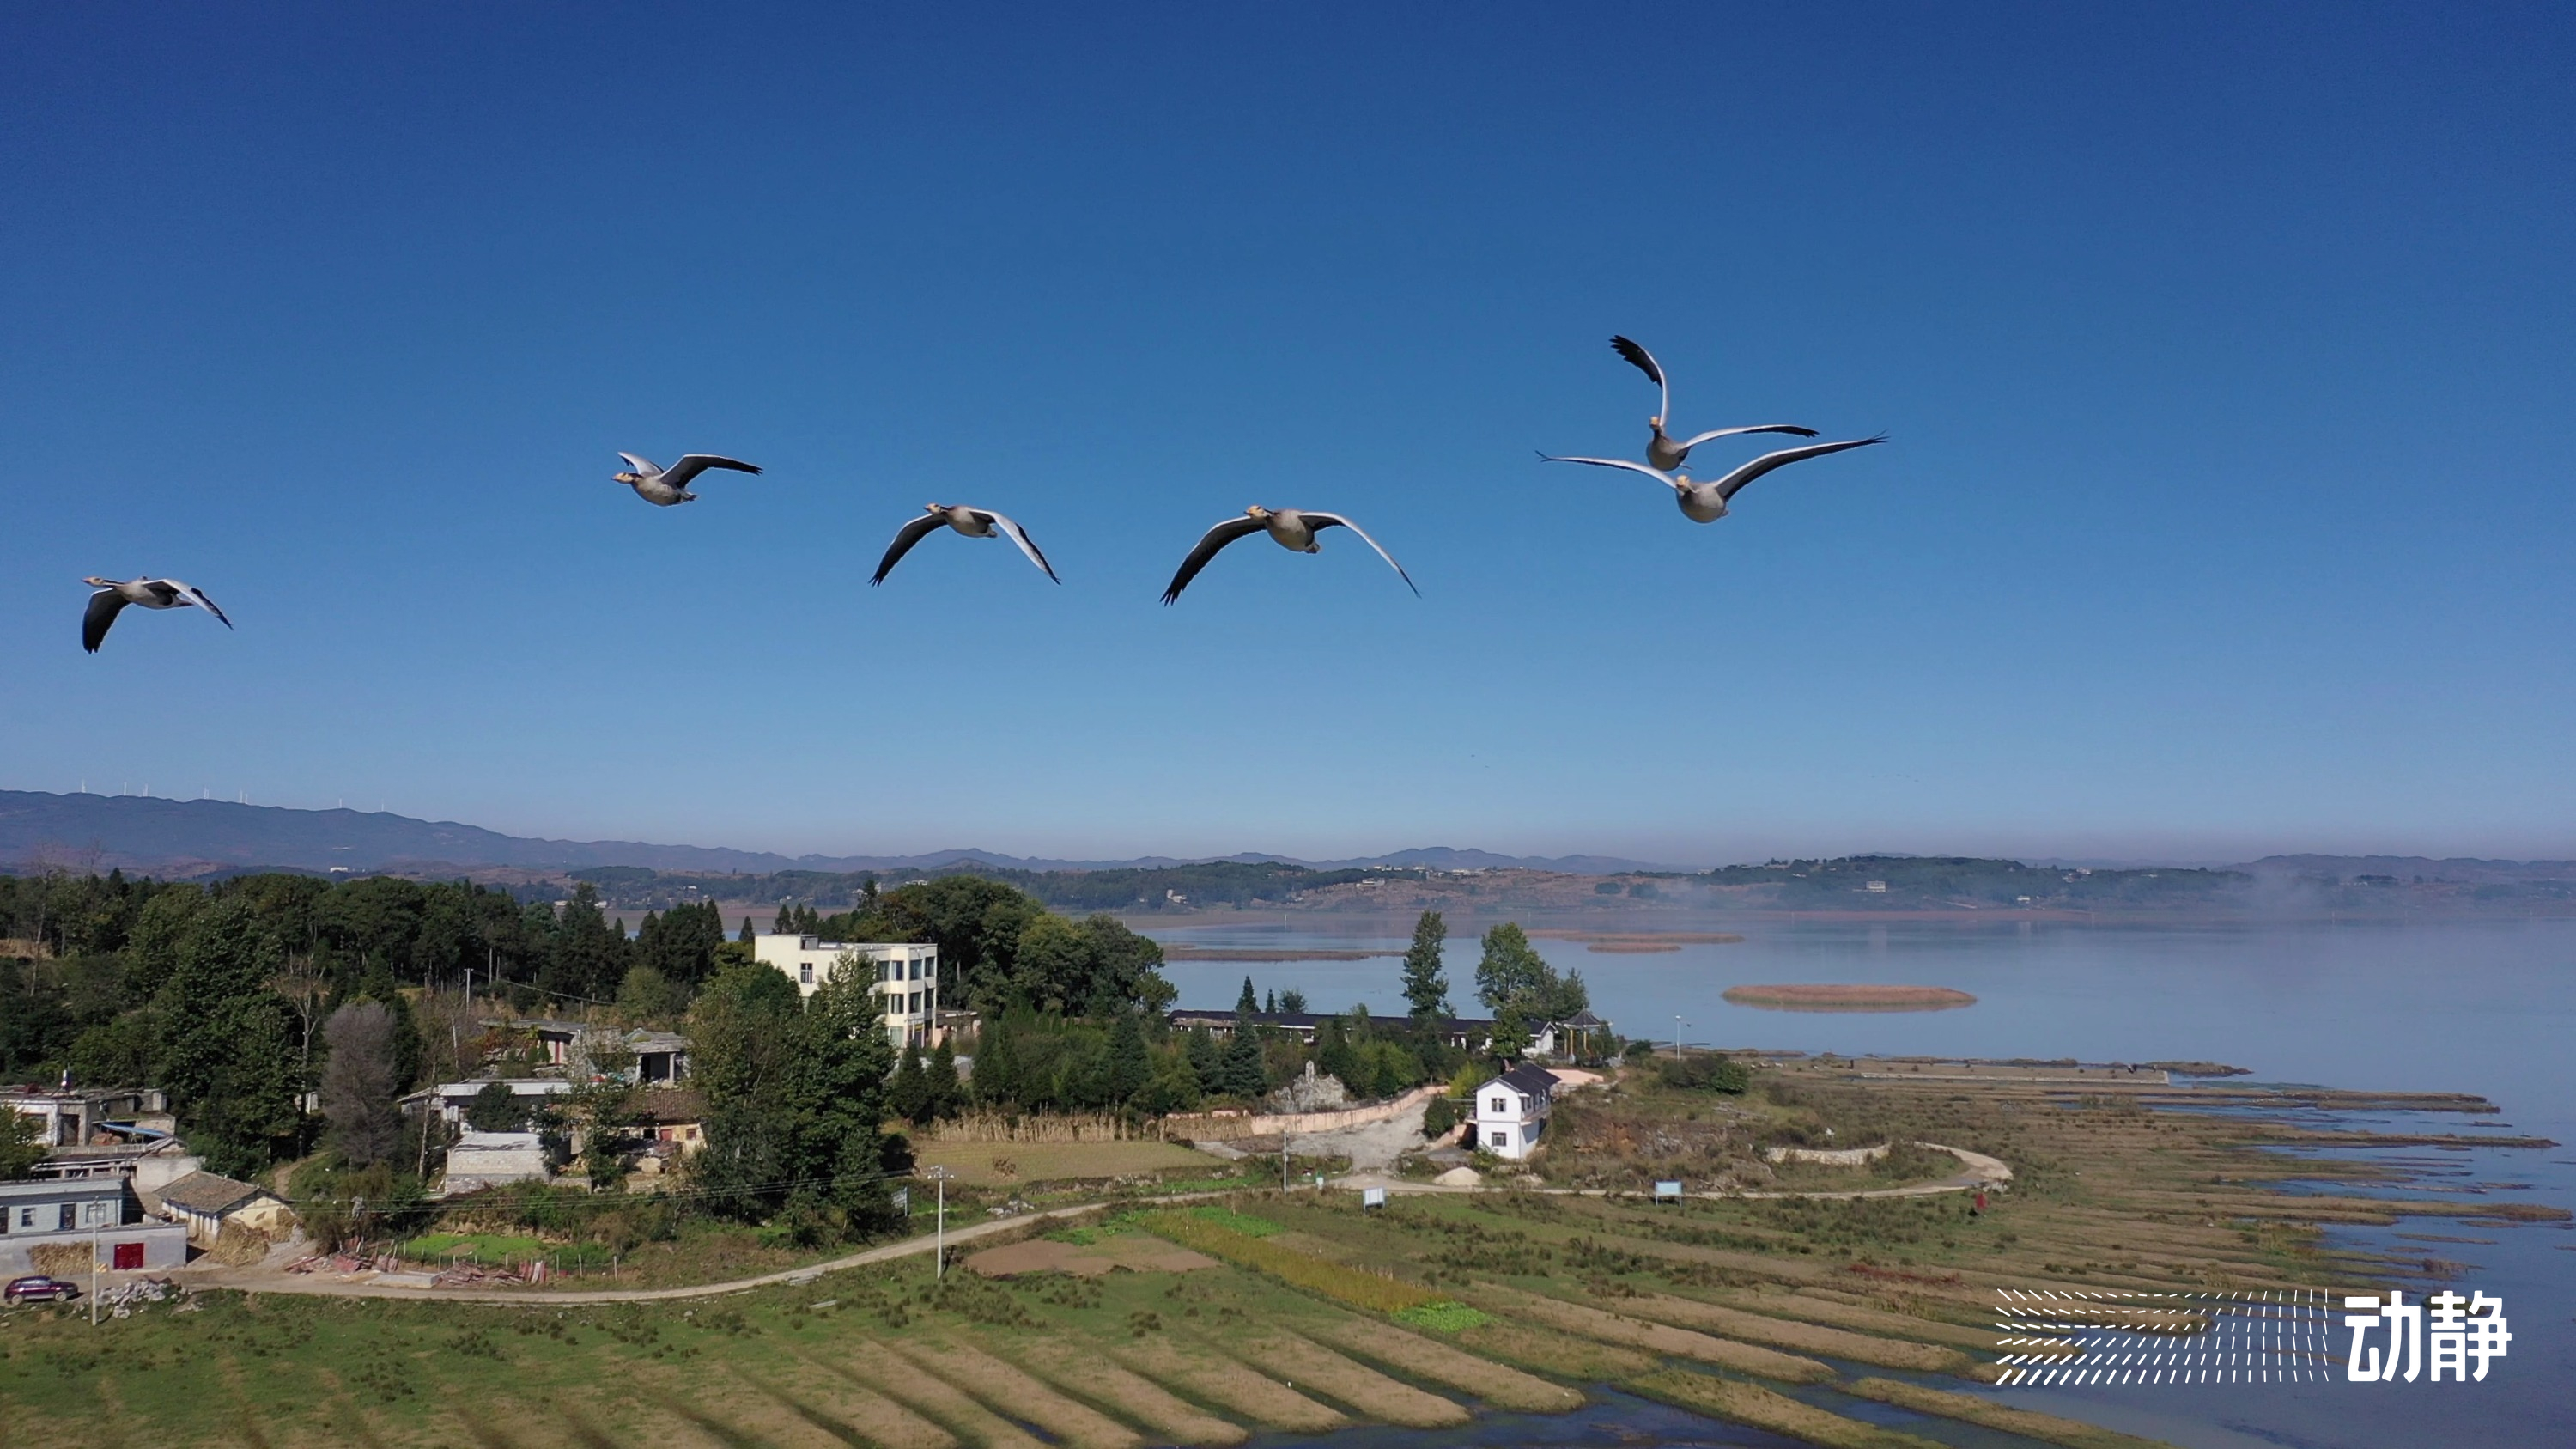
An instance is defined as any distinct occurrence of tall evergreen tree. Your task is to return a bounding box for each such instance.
[888,1038,932,1123]
[1103,1011,1151,1104]
[927,1035,962,1119]
[1400,910,1451,1020]
[1236,976,1260,1014]
[1185,1025,1221,1090]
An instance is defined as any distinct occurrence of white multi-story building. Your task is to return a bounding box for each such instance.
[1467,1064,1559,1160]
[751,933,942,1046]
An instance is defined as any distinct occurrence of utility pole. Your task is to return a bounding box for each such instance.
[1280,1129,1291,1191]
[89,1221,100,1327]
[1673,1017,1688,1059]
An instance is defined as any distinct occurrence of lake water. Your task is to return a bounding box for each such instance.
[1143,916,2576,1449]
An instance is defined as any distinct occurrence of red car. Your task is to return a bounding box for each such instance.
[3,1275,78,1304]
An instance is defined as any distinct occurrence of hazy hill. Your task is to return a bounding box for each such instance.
[0,790,1680,878]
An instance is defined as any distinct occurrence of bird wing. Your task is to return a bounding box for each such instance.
[1610,335,1668,420]
[870,514,948,586]
[972,510,1060,583]
[1160,516,1267,605]
[166,581,233,629]
[1296,513,1420,597]
[1674,423,1820,448]
[1535,452,1683,491]
[1710,435,1886,501]
[82,589,128,654]
[659,454,763,489]
[617,452,659,474]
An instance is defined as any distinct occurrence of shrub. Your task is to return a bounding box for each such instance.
[1659,1053,1749,1093]
[1422,1095,1458,1139]
[1393,1300,1492,1332]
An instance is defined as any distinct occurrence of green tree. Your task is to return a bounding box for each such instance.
[1276,988,1308,1014]
[1184,1025,1221,1091]
[1217,1013,1267,1099]
[888,1038,933,1124]
[686,963,895,1233]
[1400,910,1451,1020]
[1236,977,1259,1014]
[319,1001,404,1166]
[0,1110,46,1181]
[542,882,629,1004]
[157,898,301,1176]
[927,1036,962,1119]
[1103,1011,1151,1105]
[1473,921,1589,1026]
[464,1081,526,1132]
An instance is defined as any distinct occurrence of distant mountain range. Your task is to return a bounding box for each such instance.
[0,791,1685,878]
[5,790,2565,885]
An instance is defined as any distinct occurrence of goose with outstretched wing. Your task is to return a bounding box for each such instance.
[1539,435,1885,523]
[872,504,1060,586]
[81,576,233,654]
[1161,508,1418,605]
[613,451,762,506]
[1608,335,1818,472]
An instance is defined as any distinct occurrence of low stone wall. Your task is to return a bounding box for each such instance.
[1163,1084,1442,1143]
[920,1112,1145,1143]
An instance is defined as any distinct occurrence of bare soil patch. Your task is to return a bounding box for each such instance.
[966,1235,1218,1278]
[911,1139,1222,1185]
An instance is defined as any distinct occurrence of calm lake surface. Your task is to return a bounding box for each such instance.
[1143,916,2576,1449]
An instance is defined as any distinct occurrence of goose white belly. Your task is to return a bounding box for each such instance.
[1267,514,1319,551]
[1677,487,1728,524]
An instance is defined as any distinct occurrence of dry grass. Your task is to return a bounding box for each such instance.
[1232,1331,1470,1428]
[1470,1285,1834,1383]
[760,1357,961,1449]
[1710,1287,2003,1351]
[1137,1210,1440,1313]
[1455,1318,1659,1381]
[1008,1338,1249,1446]
[1616,1289,1971,1373]
[1302,1317,1583,1412]
[1848,1378,2183,1449]
[1109,1337,1347,1433]
[910,1139,1222,1184]
[1630,1370,1947,1449]
[897,1339,1144,1449]
[834,1347,1050,1449]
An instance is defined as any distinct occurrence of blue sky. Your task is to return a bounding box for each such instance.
[4,4,2571,865]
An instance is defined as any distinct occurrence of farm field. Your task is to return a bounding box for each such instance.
[3,1065,2548,1449]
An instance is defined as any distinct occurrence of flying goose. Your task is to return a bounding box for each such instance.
[1539,435,1886,522]
[1608,334,1817,472]
[1162,508,1418,605]
[81,577,233,654]
[612,452,762,506]
[872,504,1060,586]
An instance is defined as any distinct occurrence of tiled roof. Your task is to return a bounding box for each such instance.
[155,1171,271,1215]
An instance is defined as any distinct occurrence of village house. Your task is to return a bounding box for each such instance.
[440,1131,550,1194]
[408,1078,572,1129]
[1468,1063,1559,1160]
[147,1171,294,1249]
[0,1176,190,1275]
[752,933,947,1045]
[1,1084,175,1148]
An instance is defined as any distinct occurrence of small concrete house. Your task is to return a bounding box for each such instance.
[441,1130,550,1195]
[150,1171,295,1248]
[0,1177,189,1275]
[1468,1064,1559,1160]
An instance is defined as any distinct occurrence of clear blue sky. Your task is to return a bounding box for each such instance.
[5,4,2570,865]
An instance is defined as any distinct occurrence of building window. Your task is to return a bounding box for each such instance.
[1490,1096,1506,1114]
[908,990,922,1014]
[799,964,813,984]
[1490,1130,1508,1148]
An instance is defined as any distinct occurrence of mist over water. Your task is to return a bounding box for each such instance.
[1146,915,2576,1449]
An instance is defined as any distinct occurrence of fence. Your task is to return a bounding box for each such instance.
[1160,1084,1443,1142]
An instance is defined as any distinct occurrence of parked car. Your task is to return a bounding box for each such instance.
[3,1275,79,1304]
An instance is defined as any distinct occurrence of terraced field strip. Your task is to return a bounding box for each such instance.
[642,1376,853,1449]
[1108,1336,1347,1433]
[895,1340,1145,1449]
[1848,1379,2183,1449]
[1469,1285,1835,1383]
[1455,1318,1659,1381]
[1007,1337,1249,1446]
[755,1357,962,1449]
[1301,1317,1583,1412]
[1613,1289,1971,1373]
[1629,1369,1946,1449]
[833,1346,1050,1449]
[1722,1288,2006,1351]
[1230,1330,1471,1428]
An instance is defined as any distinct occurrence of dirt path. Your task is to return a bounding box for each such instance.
[179,1146,2008,1307]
